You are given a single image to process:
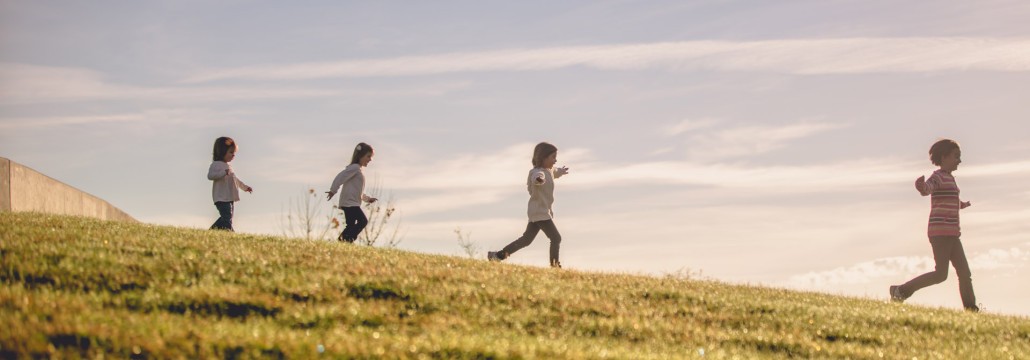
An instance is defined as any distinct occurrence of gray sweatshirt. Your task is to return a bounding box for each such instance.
[526,167,567,222]
[328,163,371,208]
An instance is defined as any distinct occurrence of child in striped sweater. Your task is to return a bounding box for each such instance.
[890,139,978,311]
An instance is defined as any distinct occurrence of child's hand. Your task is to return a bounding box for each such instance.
[914,176,926,191]
[368,197,379,204]
[556,166,570,176]
[961,201,971,208]
[245,187,253,193]
[325,191,335,200]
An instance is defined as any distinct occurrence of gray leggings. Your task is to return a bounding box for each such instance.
[899,236,977,310]
[499,220,561,266]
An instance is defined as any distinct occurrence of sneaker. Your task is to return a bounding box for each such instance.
[550,260,562,269]
[487,251,502,262]
[966,303,985,313]
[889,285,906,303]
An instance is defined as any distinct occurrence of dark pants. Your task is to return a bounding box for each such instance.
[210,201,234,231]
[499,220,561,266]
[899,236,977,309]
[338,206,368,243]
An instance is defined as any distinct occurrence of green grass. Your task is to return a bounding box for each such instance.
[2,212,1028,359]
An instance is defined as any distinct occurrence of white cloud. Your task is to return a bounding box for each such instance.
[262,139,1030,205]
[184,37,1030,82]
[0,63,467,105]
[682,122,849,161]
[663,118,720,136]
[782,245,1030,288]
[0,108,249,130]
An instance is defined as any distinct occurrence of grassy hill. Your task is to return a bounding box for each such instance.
[2,212,1028,359]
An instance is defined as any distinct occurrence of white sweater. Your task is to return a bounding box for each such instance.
[328,163,371,208]
[207,161,250,202]
[526,167,567,222]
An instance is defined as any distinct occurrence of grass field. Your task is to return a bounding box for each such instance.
[2,211,1028,359]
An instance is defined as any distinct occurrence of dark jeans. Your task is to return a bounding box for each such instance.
[210,201,234,231]
[338,206,368,243]
[499,220,561,266]
[899,236,977,309]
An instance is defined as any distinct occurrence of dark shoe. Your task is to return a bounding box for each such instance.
[487,251,502,262]
[889,285,907,303]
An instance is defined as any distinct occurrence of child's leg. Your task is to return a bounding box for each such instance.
[899,236,956,297]
[536,220,562,266]
[210,201,234,231]
[338,207,368,243]
[499,222,541,259]
[948,238,977,309]
[226,202,234,231]
[337,207,356,242]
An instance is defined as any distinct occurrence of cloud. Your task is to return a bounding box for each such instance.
[0,63,467,105]
[782,245,1030,288]
[184,37,1030,82]
[0,108,249,131]
[253,138,1030,220]
[682,122,849,161]
[663,118,720,136]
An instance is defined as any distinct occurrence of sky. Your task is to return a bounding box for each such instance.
[1,1,1028,316]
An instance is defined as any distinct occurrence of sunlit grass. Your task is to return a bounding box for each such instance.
[2,212,1028,359]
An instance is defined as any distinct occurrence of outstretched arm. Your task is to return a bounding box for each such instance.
[554,166,570,179]
[915,175,935,196]
[326,167,356,200]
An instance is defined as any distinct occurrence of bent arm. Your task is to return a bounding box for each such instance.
[915,174,938,196]
[208,163,228,180]
[531,169,546,185]
[328,167,356,195]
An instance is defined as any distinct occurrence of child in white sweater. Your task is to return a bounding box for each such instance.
[207,137,252,231]
[326,143,378,243]
[489,142,569,268]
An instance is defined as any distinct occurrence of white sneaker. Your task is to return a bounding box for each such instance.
[487,251,502,262]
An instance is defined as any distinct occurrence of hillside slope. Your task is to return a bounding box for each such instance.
[2,212,1028,359]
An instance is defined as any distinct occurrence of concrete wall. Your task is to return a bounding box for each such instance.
[0,157,136,222]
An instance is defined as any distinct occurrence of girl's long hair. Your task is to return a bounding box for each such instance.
[531,142,557,168]
[351,142,374,164]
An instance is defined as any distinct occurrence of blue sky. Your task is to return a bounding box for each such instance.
[2,1,1029,316]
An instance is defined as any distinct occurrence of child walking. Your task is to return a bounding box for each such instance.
[207,136,253,231]
[488,142,570,268]
[890,139,979,311]
[326,143,378,243]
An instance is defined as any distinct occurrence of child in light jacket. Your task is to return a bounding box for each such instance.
[489,142,569,268]
[208,137,252,231]
[326,143,378,243]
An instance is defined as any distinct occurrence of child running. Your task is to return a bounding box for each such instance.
[890,139,979,311]
[207,136,253,231]
[488,142,570,268]
[326,143,378,243]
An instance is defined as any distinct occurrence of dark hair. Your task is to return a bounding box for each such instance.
[531,142,558,168]
[351,142,374,164]
[928,139,960,166]
[213,137,237,161]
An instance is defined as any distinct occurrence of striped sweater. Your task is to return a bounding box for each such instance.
[918,169,968,237]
